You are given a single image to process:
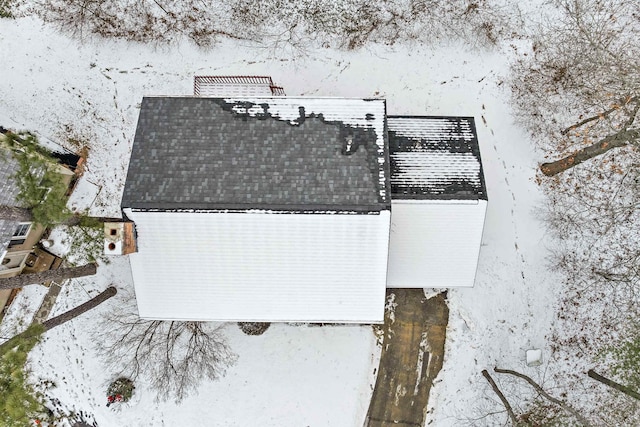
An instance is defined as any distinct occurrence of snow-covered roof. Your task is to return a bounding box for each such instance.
[388,116,486,200]
[122,97,390,212]
[125,209,390,323]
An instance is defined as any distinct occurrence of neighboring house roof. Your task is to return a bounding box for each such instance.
[0,148,21,206]
[388,116,487,200]
[194,76,286,97]
[122,97,390,212]
[0,149,22,256]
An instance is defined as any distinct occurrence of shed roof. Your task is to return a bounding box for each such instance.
[122,97,390,212]
[388,116,486,200]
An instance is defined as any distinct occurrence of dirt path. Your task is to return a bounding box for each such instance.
[365,289,449,427]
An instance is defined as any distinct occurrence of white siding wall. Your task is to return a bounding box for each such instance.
[125,209,390,323]
[387,200,487,288]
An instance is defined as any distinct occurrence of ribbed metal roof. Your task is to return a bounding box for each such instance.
[388,116,486,200]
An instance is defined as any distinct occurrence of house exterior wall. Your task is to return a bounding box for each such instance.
[387,199,487,288]
[0,163,75,315]
[124,209,391,323]
[5,223,44,252]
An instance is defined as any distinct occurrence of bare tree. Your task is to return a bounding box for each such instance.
[0,263,97,290]
[34,0,248,47]
[33,0,520,51]
[230,0,520,52]
[96,298,236,402]
[510,1,640,366]
[511,0,640,176]
[494,367,592,426]
[481,366,597,426]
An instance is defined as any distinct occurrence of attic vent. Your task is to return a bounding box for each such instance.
[104,222,137,255]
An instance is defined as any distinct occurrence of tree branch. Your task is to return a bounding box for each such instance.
[495,367,591,426]
[587,369,640,400]
[481,369,518,425]
[0,286,116,354]
[540,128,639,176]
[561,96,637,136]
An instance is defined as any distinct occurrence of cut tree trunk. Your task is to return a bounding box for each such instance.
[42,286,117,330]
[0,263,97,290]
[0,286,117,354]
[0,205,32,222]
[587,369,640,400]
[541,129,638,176]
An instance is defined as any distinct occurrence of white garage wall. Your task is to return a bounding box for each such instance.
[387,200,487,288]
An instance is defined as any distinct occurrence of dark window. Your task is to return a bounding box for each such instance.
[8,239,26,248]
[13,223,31,238]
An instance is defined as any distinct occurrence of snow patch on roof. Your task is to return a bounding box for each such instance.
[389,116,475,140]
[388,116,486,200]
[392,151,481,194]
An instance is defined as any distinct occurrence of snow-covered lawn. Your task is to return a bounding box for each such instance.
[0,14,572,427]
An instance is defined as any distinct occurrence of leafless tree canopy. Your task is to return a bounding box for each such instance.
[512,0,640,166]
[33,0,519,50]
[511,0,640,312]
[506,3,640,423]
[33,0,242,47]
[96,304,236,402]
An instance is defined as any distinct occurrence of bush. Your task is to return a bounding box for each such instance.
[106,377,135,403]
[238,322,270,336]
[0,0,16,18]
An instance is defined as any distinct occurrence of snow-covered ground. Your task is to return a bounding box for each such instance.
[0,13,570,427]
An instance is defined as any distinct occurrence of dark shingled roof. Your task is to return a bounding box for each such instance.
[122,97,390,212]
[388,116,487,200]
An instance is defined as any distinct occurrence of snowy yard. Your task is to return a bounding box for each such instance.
[0,5,628,426]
